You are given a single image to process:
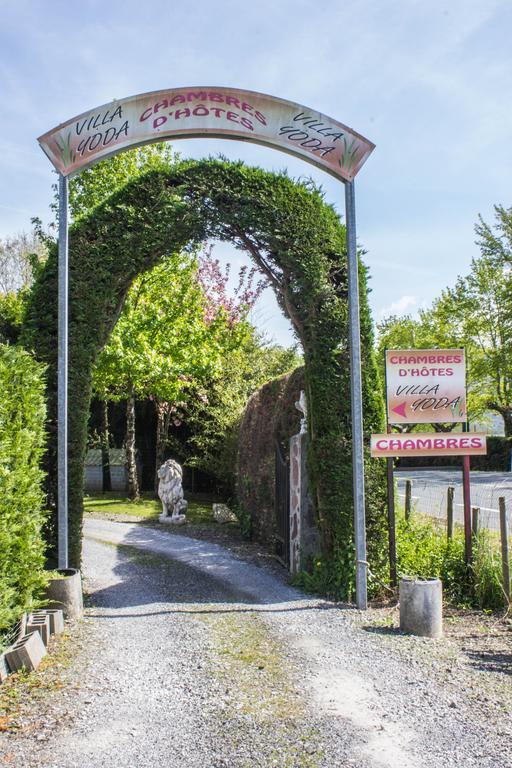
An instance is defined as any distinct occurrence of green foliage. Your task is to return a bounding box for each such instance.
[377,204,512,435]
[93,250,231,403]
[395,510,507,611]
[62,143,179,222]
[0,291,27,345]
[25,158,386,593]
[187,331,302,494]
[471,531,507,612]
[0,345,48,643]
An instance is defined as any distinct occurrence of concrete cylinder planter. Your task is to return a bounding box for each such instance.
[399,577,443,638]
[45,568,83,620]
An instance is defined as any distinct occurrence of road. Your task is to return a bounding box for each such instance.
[395,470,512,531]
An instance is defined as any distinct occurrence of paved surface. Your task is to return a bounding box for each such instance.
[396,470,512,531]
[2,518,511,767]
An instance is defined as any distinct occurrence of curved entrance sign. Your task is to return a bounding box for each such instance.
[38,86,374,182]
[41,86,374,610]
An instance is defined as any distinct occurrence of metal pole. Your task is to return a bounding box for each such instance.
[462,424,472,566]
[345,180,367,610]
[386,425,397,587]
[384,355,397,587]
[58,173,69,570]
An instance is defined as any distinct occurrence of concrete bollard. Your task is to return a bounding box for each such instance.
[399,577,443,638]
[45,568,83,620]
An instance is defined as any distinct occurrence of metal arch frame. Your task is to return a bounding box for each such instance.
[51,94,370,608]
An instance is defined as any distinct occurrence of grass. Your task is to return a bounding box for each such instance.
[0,629,77,732]
[395,508,509,612]
[83,492,160,518]
[83,491,219,525]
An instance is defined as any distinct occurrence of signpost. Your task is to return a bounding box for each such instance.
[371,432,487,458]
[39,87,375,608]
[385,349,466,425]
[377,348,481,571]
[38,87,374,182]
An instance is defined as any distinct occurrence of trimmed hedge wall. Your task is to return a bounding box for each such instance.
[0,345,48,642]
[237,367,305,545]
[25,159,386,597]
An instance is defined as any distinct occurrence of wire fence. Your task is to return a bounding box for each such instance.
[395,470,512,534]
[0,614,25,655]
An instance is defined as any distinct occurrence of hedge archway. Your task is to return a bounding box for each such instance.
[26,158,386,597]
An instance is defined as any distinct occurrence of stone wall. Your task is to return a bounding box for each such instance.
[236,367,305,546]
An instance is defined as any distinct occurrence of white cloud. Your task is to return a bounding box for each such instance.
[380,295,417,318]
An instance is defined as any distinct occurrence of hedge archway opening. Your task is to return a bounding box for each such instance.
[26,158,386,597]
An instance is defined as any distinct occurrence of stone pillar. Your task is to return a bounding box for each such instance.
[289,433,318,574]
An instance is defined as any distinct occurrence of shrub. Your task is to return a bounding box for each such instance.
[398,436,511,471]
[0,344,48,646]
[396,509,507,612]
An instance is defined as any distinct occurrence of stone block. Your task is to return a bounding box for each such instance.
[31,608,64,636]
[45,568,83,619]
[0,652,10,683]
[212,503,237,524]
[4,631,47,673]
[26,614,51,646]
[289,432,319,574]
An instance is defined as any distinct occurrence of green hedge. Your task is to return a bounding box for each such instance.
[397,436,511,471]
[0,344,48,642]
[25,159,387,596]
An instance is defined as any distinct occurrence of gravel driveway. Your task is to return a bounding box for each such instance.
[1,518,511,767]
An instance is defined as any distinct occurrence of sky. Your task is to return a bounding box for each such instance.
[1,0,511,346]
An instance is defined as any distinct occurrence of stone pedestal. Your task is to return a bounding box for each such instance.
[289,433,318,574]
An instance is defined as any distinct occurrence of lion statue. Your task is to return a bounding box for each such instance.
[157,459,188,525]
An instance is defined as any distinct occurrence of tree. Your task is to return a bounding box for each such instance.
[0,291,27,345]
[428,255,512,434]
[376,311,459,432]
[56,143,179,222]
[64,143,182,498]
[185,330,302,494]
[26,160,385,587]
[54,143,267,500]
[93,246,266,498]
[377,205,512,436]
[0,231,46,294]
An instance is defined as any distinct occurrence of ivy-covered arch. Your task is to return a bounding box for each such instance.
[26,158,386,595]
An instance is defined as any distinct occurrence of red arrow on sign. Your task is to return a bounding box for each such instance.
[392,402,407,418]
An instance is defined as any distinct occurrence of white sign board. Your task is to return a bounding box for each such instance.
[386,349,466,424]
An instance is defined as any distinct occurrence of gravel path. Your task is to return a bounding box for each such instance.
[2,518,511,767]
